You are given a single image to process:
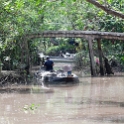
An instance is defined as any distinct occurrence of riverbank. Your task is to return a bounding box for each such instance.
[0,60,124,87]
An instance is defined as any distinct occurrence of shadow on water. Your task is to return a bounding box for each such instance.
[0,87,31,94]
[70,97,124,107]
[0,84,55,94]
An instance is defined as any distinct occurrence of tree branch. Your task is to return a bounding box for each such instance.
[86,0,124,19]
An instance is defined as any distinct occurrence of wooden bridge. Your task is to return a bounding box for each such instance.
[25,31,124,76]
[27,31,124,40]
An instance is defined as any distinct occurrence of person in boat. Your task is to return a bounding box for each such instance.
[44,56,54,71]
[62,64,72,76]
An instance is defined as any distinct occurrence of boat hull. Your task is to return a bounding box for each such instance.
[36,71,79,85]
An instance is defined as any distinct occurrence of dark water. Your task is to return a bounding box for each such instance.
[0,75,124,124]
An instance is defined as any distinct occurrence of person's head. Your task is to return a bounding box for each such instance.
[46,56,50,60]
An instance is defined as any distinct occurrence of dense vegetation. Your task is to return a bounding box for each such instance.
[0,0,124,75]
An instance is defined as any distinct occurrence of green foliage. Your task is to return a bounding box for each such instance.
[120,56,124,65]
[0,0,124,72]
[46,46,59,55]
[23,103,40,113]
[45,43,75,56]
[98,15,124,32]
[117,53,124,65]
[74,50,90,70]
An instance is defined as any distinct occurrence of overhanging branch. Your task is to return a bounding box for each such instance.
[86,0,124,19]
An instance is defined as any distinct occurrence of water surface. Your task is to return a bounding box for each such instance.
[0,75,124,124]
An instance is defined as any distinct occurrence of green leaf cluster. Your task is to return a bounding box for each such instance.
[0,0,124,70]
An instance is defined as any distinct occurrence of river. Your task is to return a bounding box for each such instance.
[0,61,124,124]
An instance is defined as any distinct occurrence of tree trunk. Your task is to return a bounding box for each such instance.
[20,37,30,75]
[88,38,96,76]
[97,39,105,76]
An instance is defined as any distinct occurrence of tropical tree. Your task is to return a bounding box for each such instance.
[0,0,124,74]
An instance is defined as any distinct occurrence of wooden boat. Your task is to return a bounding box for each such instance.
[36,70,79,85]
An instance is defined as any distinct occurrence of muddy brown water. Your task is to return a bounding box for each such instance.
[0,62,124,124]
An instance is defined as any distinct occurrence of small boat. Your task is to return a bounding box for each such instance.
[36,70,79,85]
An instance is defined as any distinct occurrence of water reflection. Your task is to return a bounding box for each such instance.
[0,76,124,124]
